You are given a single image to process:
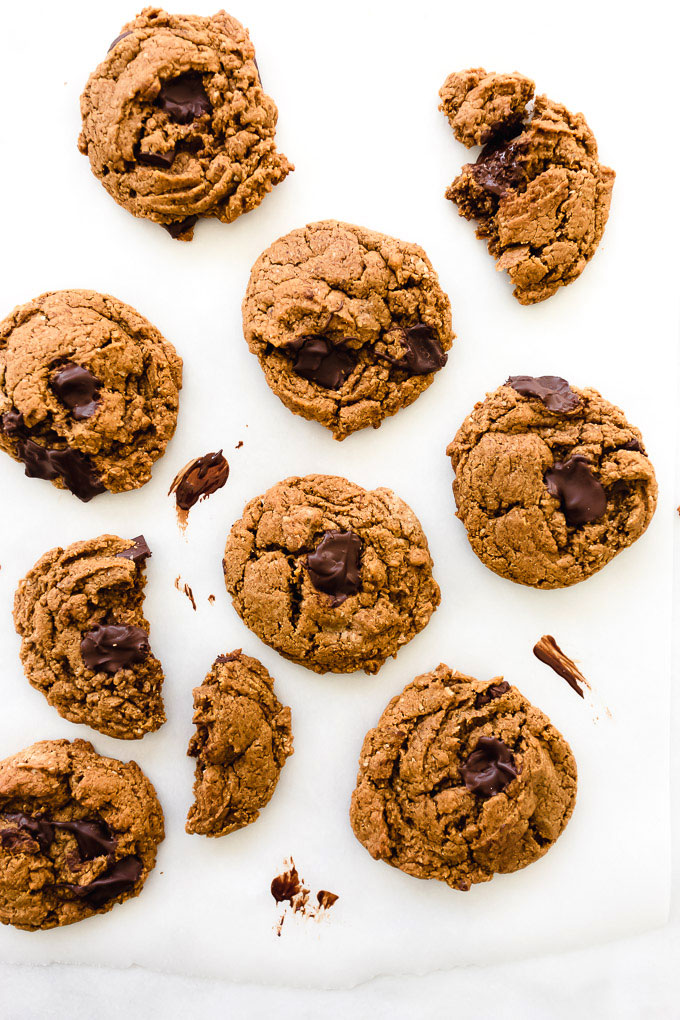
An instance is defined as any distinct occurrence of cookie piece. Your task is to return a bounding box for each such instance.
[440,70,615,304]
[446,377,657,588]
[0,290,182,499]
[223,474,440,674]
[186,651,293,837]
[78,7,293,240]
[14,535,166,739]
[242,221,453,440]
[350,664,577,890]
[0,739,164,930]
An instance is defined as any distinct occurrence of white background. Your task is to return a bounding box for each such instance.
[0,0,678,1014]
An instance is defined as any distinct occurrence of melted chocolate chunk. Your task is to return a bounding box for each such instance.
[391,324,447,375]
[1,410,105,501]
[533,635,587,698]
[162,214,198,239]
[460,737,518,798]
[80,623,150,674]
[507,375,580,412]
[216,652,241,663]
[475,680,510,708]
[287,335,356,390]
[51,363,101,420]
[115,535,151,564]
[60,855,142,907]
[0,813,115,861]
[271,866,301,905]
[306,530,362,605]
[621,438,645,454]
[0,812,55,852]
[156,72,211,124]
[137,149,176,168]
[170,451,229,511]
[471,132,526,197]
[108,30,133,51]
[52,819,116,861]
[545,455,607,526]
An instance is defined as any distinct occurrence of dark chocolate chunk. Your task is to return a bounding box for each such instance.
[0,812,55,852]
[115,535,151,564]
[1,410,106,501]
[545,455,607,525]
[162,214,199,239]
[169,451,229,511]
[306,530,362,605]
[108,30,133,51]
[507,375,580,413]
[391,324,448,375]
[80,623,150,674]
[156,72,211,124]
[474,680,510,708]
[51,363,102,420]
[60,855,142,907]
[620,438,645,454]
[533,635,587,698]
[460,737,518,798]
[137,149,176,169]
[52,819,117,861]
[471,132,526,197]
[286,335,356,390]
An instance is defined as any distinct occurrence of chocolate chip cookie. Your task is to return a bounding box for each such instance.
[242,221,454,439]
[186,651,293,837]
[447,377,657,588]
[0,738,164,930]
[350,664,577,890]
[439,69,615,303]
[223,475,440,674]
[78,7,293,240]
[0,290,182,500]
[14,535,165,739]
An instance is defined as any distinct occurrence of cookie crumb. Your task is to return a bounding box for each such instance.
[533,635,588,697]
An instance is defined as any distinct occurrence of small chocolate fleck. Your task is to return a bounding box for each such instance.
[286,335,357,390]
[169,451,229,512]
[51,363,102,420]
[80,623,150,674]
[317,890,339,909]
[475,680,510,708]
[1,410,105,501]
[156,72,211,124]
[162,215,198,239]
[60,855,142,908]
[306,530,362,605]
[507,375,580,413]
[390,324,448,375]
[460,737,518,798]
[545,455,607,525]
[108,30,132,51]
[115,535,151,564]
[533,634,588,698]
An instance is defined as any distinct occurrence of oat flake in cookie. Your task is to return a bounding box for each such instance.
[186,651,293,837]
[439,69,615,304]
[13,535,166,739]
[447,378,657,588]
[223,474,440,674]
[0,290,182,499]
[78,7,293,240]
[242,221,454,439]
[0,739,164,930]
[350,665,577,890]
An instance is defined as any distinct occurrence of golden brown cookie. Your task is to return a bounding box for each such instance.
[78,7,293,240]
[186,651,293,837]
[242,221,454,439]
[0,739,164,930]
[447,377,657,588]
[350,665,577,890]
[223,474,440,674]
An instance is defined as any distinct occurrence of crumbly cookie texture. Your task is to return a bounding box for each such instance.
[0,290,182,499]
[447,379,657,588]
[350,665,577,890]
[223,474,440,674]
[242,220,454,440]
[439,70,615,304]
[78,7,293,240]
[186,651,293,837]
[14,535,166,739]
[0,739,164,930]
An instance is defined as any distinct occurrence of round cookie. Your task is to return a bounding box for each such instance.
[14,534,165,739]
[242,220,454,439]
[186,650,293,837]
[0,290,182,500]
[446,376,657,588]
[0,738,164,930]
[222,474,440,674]
[78,7,293,240]
[350,664,577,890]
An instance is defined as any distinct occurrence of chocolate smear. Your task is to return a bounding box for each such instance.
[533,635,588,698]
[287,335,356,390]
[545,455,607,525]
[51,363,102,420]
[317,890,339,909]
[80,623,150,674]
[1,410,105,501]
[475,679,510,708]
[460,736,518,798]
[156,72,211,124]
[174,575,197,611]
[169,451,229,525]
[271,864,302,905]
[306,530,362,605]
[116,535,151,564]
[389,324,448,375]
[507,375,580,412]
[60,855,142,908]
[162,214,198,239]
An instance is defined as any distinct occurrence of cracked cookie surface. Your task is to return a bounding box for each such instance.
[242,220,453,439]
[0,738,164,930]
[439,69,615,304]
[222,474,440,674]
[78,7,293,240]
[350,664,577,890]
[447,379,657,588]
[0,289,182,499]
[14,534,166,739]
[186,651,293,837]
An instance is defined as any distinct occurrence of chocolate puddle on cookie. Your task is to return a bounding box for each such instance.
[507,375,579,412]
[169,450,229,530]
[1,811,116,861]
[460,737,518,798]
[545,455,607,525]
[382,324,448,376]
[156,72,212,124]
[306,530,362,605]
[57,855,142,908]
[51,363,102,420]
[80,623,150,674]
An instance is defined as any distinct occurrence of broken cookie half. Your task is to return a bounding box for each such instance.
[13,534,165,739]
[439,68,615,304]
[186,651,293,837]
